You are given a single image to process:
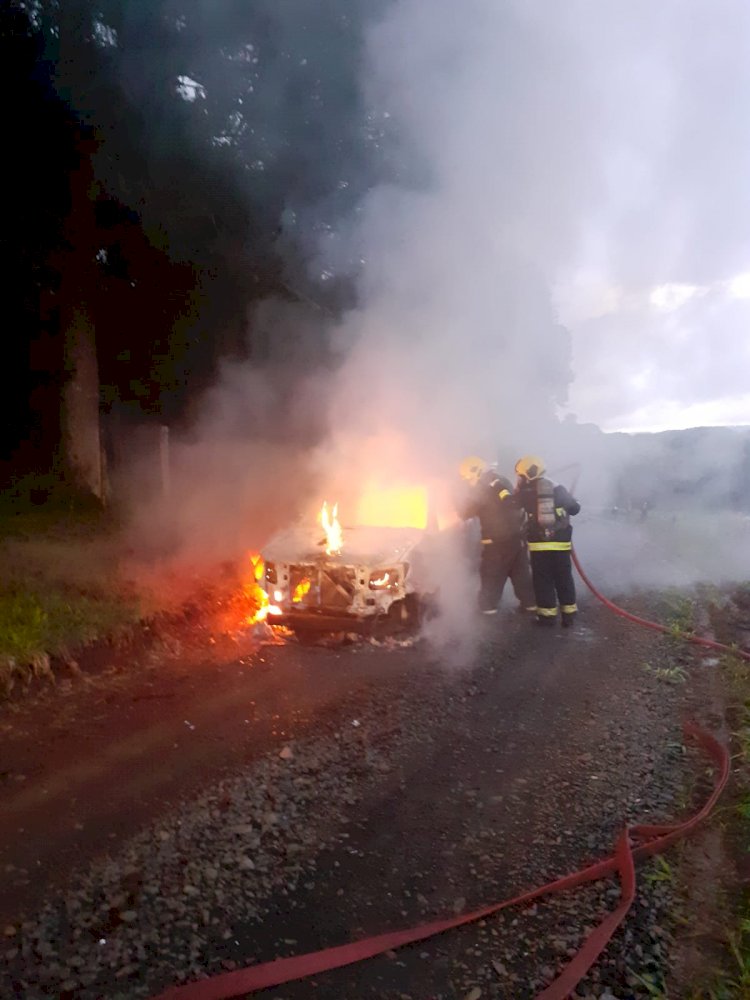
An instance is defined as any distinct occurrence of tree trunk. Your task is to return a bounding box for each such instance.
[61,303,104,499]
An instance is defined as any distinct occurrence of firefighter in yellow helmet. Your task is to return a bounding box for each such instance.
[458,456,536,616]
[514,455,581,627]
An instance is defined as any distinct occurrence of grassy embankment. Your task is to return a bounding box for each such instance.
[0,479,143,696]
[615,586,750,999]
[712,584,750,999]
[653,585,750,1000]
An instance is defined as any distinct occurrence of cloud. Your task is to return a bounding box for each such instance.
[728,272,750,300]
[649,283,704,312]
[568,284,750,430]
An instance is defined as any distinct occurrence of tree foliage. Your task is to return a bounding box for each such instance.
[3,0,384,475]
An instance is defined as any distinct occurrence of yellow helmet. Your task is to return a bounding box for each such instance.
[459,455,486,485]
[515,455,546,481]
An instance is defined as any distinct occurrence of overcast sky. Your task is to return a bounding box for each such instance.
[558,266,750,434]
[301,0,750,453]
[559,269,750,432]
[543,1,750,433]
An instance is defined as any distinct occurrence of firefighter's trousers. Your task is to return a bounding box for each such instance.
[479,540,536,613]
[529,549,577,622]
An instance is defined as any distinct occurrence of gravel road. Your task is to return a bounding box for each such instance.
[0,592,726,1000]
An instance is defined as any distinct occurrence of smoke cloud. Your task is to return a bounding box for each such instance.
[116,1,750,631]
[300,0,750,644]
[313,0,750,462]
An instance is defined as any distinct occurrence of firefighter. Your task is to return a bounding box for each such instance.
[514,455,581,627]
[458,456,536,616]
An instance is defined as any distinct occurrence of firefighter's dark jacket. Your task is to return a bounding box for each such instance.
[517,478,580,549]
[459,471,525,544]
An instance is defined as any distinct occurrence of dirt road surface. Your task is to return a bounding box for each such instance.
[0,592,727,1000]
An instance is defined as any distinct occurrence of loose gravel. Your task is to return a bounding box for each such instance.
[2,662,453,999]
[0,597,725,1000]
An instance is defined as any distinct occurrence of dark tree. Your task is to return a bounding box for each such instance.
[3,0,387,487]
[0,6,79,475]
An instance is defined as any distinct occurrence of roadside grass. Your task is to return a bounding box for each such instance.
[690,895,750,1000]
[630,971,669,998]
[0,482,142,696]
[0,471,108,536]
[644,854,676,887]
[643,661,688,684]
[639,590,696,687]
[640,588,750,998]
[662,590,698,648]
[684,583,750,1000]
[724,911,750,997]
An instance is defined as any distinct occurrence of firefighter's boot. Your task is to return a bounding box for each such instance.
[535,613,557,628]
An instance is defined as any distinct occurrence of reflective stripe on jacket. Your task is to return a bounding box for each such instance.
[528,540,572,552]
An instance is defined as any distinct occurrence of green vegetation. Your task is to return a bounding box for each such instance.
[638,589,696,686]
[0,587,137,685]
[723,914,750,996]
[644,854,675,887]
[0,483,141,696]
[688,904,750,999]
[0,471,108,530]
[643,661,688,684]
[693,609,750,999]
[636,585,750,998]
[631,971,669,998]
[662,591,697,633]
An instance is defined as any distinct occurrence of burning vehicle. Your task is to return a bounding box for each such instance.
[259,492,448,634]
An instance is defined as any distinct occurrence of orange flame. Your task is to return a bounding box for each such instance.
[292,578,311,603]
[320,501,343,556]
[244,553,281,625]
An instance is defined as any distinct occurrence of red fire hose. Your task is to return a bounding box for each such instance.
[151,722,728,1000]
[559,457,748,663]
[149,545,738,1000]
[572,547,750,662]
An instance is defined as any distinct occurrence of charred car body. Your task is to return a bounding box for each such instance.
[261,522,440,633]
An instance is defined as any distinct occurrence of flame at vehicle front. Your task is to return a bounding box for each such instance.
[320,501,343,556]
[292,578,311,603]
[244,553,282,625]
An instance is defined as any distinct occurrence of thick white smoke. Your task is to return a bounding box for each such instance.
[121,1,750,626]
[317,0,750,454]
[302,0,750,648]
